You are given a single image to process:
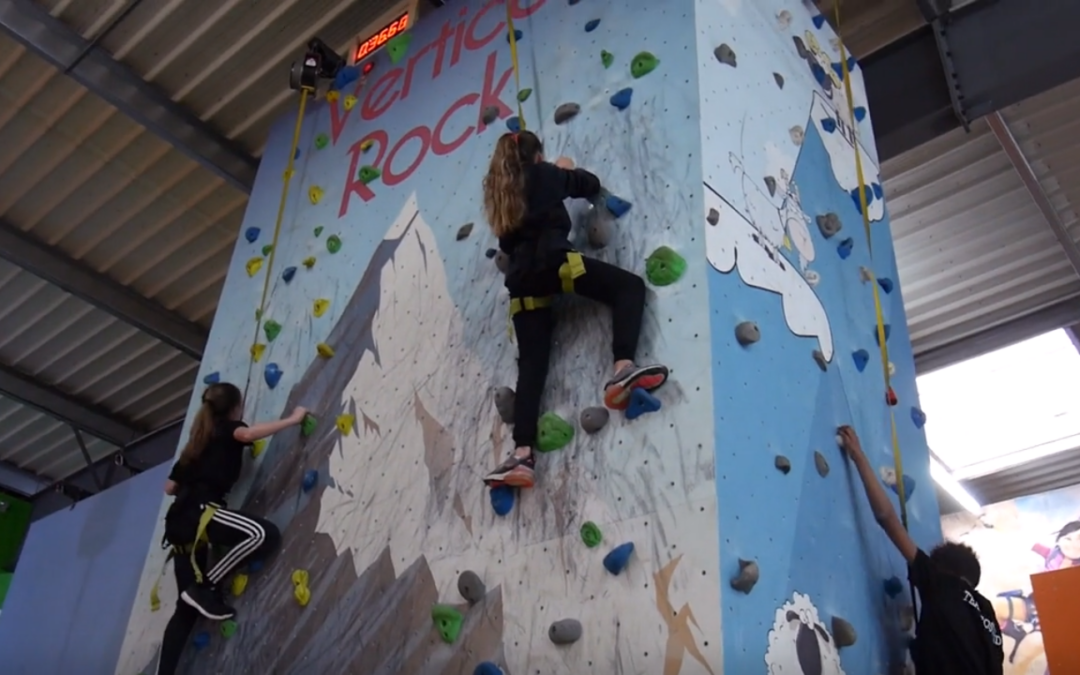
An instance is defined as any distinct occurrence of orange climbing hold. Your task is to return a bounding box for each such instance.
[313,298,330,318]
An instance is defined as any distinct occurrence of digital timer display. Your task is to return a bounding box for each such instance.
[354,11,410,62]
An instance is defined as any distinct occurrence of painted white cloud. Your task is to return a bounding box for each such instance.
[809,93,885,223]
[764,591,846,675]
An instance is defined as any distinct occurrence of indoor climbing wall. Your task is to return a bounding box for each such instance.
[696,1,941,674]
[116,0,724,673]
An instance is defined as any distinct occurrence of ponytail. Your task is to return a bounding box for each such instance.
[483,130,544,238]
[178,382,242,464]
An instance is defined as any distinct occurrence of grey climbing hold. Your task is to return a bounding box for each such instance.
[457,570,486,605]
[773,72,784,89]
[548,619,582,645]
[859,266,874,283]
[456,223,474,241]
[774,455,791,474]
[831,616,857,648]
[585,201,616,249]
[764,176,777,197]
[730,559,759,594]
[707,207,720,226]
[814,450,829,477]
[812,349,827,372]
[494,387,515,424]
[481,105,500,126]
[713,43,737,67]
[735,321,760,346]
[580,407,609,434]
[816,213,841,238]
[553,102,581,125]
[494,250,509,274]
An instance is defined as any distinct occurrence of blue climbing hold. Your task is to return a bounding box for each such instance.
[485,248,497,259]
[474,663,504,675]
[853,106,867,122]
[248,559,264,573]
[911,406,927,429]
[610,87,633,111]
[810,63,826,87]
[264,363,283,389]
[203,371,221,385]
[585,18,600,32]
[294,148,301,160]
[605,194,632,218]
[506,29,523,42]
[846,56,857,72]
[852,349,869,372]
[506,116,521,133]
[872,182,884,200]
[302,470,318,493]
[193,631,210,650]
[282,266,297,283]
[333,65,361,91]
[877,277,894,294]
[625,388,661,420]
[883,576,903,598]
[890,474,917,503]
[820,117,837,134]
[244,227,260,243]
[837,238,854,259]
[875,324,892,345]
[490,485,515,516]
[603,542,634,575]
[812,14,826,29]
[569,0,582,4]
[831,62,845,81]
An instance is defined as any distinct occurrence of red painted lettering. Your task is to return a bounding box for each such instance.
[510,0,547,19]
[465,0,503,51]
[433,93,479,155]
[383,126,432,186]
[339,130,389,216]
[361,68,404,121]
[477,51,514,128]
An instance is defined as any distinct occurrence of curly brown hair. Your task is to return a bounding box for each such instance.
[482,130,543,238]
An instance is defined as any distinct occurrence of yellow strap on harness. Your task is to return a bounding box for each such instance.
[148,504,220,610]
[558,251,586,294]
[509,296,553,316]
[505,0,526,129]
[505,252,587,337]
[833,6,909,529]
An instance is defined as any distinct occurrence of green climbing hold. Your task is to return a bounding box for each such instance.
[358,165,381,184]
[645,246,687,286]
[386,33,413,65]
[580,521,602,548]
[537,412,574,452]
[255,308,262,320]
[517,88,532,103]
[301,413,317,437]
[431,604,464,644]
[601,50,614,68]
[314,133,329,150]
[630,51,659,78]
[314,226,323,237]
[327,234,342,254]
[261,244,273,257]
[220,619,238,638]
[263,319,282,343]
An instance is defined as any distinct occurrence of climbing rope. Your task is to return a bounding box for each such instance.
[241,86,314,407]
[504,1,526,130]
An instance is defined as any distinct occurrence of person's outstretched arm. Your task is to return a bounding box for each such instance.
[546,157,601,200]
[838,425,918,563]
[234,406,307,444]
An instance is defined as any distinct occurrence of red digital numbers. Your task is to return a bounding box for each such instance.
[355,12,410,62]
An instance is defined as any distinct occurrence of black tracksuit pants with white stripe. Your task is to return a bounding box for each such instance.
[156,505,280,675]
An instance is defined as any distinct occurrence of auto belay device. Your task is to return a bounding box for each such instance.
[289,38,346,91]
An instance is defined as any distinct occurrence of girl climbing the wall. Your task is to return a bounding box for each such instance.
[480,130,668,489]
[155,382,307,675]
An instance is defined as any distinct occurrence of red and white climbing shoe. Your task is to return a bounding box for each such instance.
[483,453,536,489]
[603,363,669,410]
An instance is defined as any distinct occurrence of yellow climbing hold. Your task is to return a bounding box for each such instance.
[283,168,294,181]
[326,90,340,103]
[336,414,355,436]
[360,139,374,152]
[150,585,161,612]
[291,569,309,586]
[251,438,267,458]
[343,95,357,111]
[783,235,792,250]
[302,256,316,269]
[246,257,264,277]
[250,343,266,362]
[313,298,330,318]
[308,186,324,205]
[316,342,335,358]
[292,568,311,607]
[232,573,249,597]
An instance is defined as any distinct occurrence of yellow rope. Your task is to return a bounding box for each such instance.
[505,1,525,130]
[832,6,910,529]
[243,86,313,404]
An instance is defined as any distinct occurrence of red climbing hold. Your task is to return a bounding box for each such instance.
[885,387,898,406]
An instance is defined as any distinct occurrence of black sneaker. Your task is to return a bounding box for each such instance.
[181,583,236,621]
[483,453,536,488]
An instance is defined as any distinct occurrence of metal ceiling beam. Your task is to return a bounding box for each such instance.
[0,363,141,446]
[0,0,258,193]
[0,460,51,497]
[0,220,208,359]
[865,0,1080,161]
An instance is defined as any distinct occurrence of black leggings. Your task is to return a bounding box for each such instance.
[511,255,646,448]
[156,506,280,675]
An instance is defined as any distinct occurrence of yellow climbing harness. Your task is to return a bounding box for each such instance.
[504,1,526,130]
[506,251,586,336]
[148,504,221,611]
[832,6,910,529]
